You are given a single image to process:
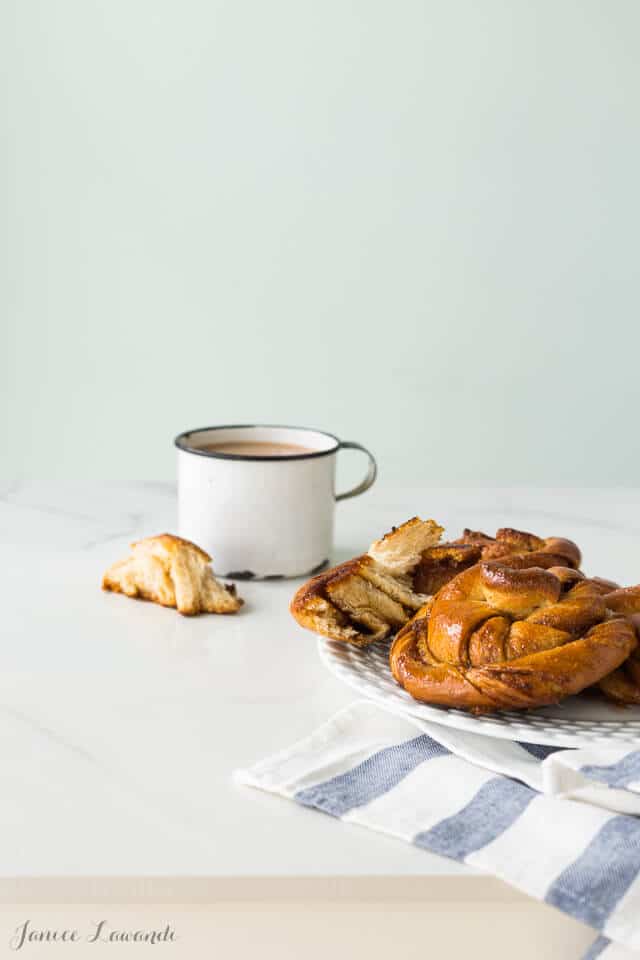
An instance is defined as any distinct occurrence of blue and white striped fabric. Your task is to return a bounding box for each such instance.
[236,701,640,960]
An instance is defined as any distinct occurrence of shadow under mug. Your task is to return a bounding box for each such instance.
[175,424,377,579]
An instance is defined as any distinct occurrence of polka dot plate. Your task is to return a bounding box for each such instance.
[319,636,640,749]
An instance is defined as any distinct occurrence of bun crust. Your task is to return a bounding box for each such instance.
[596,586,640,704]
[390,564,638,712]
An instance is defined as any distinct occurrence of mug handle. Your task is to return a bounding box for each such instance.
[335,441,378,502]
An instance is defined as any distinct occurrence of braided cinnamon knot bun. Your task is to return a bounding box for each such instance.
[414,527,581,595]
[390,564,638,712]
[597,587,640,704]
[290,518,581,647]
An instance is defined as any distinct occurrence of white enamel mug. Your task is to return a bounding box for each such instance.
[175,424,377,579]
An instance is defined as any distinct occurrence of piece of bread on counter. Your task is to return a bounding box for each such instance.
[102,534,243,615]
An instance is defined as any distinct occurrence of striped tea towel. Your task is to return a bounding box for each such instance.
[235,701,640,960]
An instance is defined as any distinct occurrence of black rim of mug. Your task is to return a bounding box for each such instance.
[174,423,342,462]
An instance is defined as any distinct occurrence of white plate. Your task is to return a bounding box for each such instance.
[319,637,640,749]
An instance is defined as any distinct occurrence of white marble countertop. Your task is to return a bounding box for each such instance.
[1,482,639,903]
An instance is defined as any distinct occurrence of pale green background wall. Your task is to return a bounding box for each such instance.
[3,1,639,486]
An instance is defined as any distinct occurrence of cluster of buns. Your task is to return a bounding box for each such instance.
[291,518,640,712]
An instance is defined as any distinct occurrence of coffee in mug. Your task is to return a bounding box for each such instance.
[197,441,314,457]
[175,424,376,579]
